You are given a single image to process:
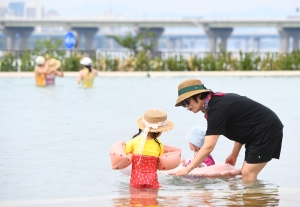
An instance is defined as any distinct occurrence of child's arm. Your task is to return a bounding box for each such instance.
[125,139,134,154]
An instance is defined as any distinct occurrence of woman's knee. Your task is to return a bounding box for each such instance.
[241,170,257,183]
[241,162,267,183]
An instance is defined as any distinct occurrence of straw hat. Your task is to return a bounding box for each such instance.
[175,79,211,107]
[136,109,174,132]
[47,58,61,71]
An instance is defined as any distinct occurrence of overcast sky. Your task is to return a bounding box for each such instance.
[2,0,300,19]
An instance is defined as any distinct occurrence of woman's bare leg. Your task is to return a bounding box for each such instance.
[241,161,268,184]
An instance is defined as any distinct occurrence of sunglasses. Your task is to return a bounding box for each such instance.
[181,97,190,108]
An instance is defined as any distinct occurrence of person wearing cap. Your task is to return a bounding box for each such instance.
[181,126,215,168]
[45,58,64,85]
[174,79,283,184]
[125,109,174,188]
[77,57,98,88]
[34,56,48,86]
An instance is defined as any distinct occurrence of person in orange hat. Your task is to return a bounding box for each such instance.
[125,109,174,188]
[174,79,283,185]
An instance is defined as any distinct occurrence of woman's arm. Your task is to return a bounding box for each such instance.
[55,70,64,77]
[225,141,243,166]
[176,135,219,176]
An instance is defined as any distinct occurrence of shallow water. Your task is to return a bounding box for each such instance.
[0,76,299,206]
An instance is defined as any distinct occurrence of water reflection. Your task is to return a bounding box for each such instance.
[112,187,159,206]
[112,179,280,206]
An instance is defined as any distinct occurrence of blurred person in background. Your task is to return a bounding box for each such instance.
[45,58,64,85]
[34,56,48,86]
[77,57,98,88]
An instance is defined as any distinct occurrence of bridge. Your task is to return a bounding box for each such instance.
[1,18,300,52]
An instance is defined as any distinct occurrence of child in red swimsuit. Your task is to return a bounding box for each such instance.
[125,109,174,188]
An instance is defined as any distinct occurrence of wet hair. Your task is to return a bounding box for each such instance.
[132,128,162,149]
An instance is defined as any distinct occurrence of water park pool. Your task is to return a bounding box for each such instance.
[0,75,299,206]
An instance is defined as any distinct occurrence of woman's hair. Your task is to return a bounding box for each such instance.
[85,65,92,73]
[190,92,210,102]
[132,129,162,149]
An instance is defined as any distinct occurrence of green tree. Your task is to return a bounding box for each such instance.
[107,30,155,57]
[34,38,65,59]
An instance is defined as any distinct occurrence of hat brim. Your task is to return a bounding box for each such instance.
[48,59,61,71]
[175,89,211,107]
[136,116,174,132]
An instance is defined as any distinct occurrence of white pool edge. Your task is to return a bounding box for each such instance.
[1,71,300,77]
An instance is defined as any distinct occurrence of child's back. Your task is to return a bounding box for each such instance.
[125,109,174,188]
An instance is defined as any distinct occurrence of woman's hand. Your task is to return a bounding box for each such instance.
[225,154,237,166]
[175,167,190,176]
[226,142,242,166]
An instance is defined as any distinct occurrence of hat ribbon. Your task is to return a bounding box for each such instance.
[136,118,167,165]
[178,85,206,96]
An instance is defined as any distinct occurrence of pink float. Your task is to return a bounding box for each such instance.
[110,140,241,178]
[161,163,241,178]
[109,140,181,171]
[110,140,133,170]
[157,145,181,170]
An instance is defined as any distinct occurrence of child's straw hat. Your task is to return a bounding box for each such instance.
[175,79,211,107]
[136,109,174,132]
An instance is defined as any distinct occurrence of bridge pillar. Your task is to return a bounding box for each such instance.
[138,27,164,58]
[292,33,300,51]
[252,38,261,52]
[244,39,249,51]
[71,27,99,50]
[3,27,34,50]
[19,28,34,50]
[205,27,233,52]
[3,28,16,50]
[175,38,182,50]
[278,28,300,52]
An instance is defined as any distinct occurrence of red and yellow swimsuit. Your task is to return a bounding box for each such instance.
[126,136,164,188]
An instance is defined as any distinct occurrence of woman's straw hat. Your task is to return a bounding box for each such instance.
[175,79,211,107]
[47,58,61,71]
[136,109,174,132]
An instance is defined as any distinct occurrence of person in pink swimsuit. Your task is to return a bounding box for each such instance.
[45,58,64,85]
[181,126,215,168]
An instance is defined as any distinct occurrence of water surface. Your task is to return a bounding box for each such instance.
[0,76,299,206]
